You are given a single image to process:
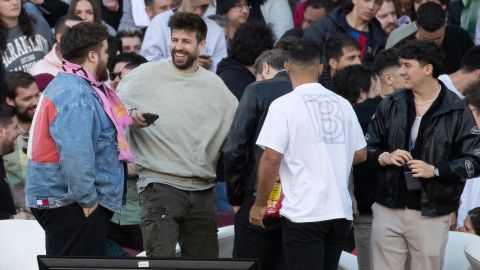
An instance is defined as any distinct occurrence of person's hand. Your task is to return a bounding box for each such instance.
[127,163,138,177]
[197,57,213,70]
[13,211,31,220]
[82,203,98,218]
[103,0,119,11]
[380,149,413,166]
[233,206,240,214]
[131,109,148,128]
[249,203,266,229]
[407,159,435,178]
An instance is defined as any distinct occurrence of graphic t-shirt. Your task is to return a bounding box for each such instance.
[256,83,366,223]
[2,19,53,72]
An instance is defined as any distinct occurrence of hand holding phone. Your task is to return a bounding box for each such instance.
[142,113,159,126]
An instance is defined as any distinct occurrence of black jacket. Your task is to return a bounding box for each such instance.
[303,4,386,65]
[0,157,15,219]
[223,71,292,205]
[217,57,256,101]
[353,96,383,215]
[367,83,480,216]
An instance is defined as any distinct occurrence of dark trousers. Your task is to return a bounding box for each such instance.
[282,217,351,270]
[140,183,218,258]
[107,222,143,251]
[31,203,113,256]
[234,195,286,270]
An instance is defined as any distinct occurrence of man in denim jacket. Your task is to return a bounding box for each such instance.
[26,23,128,256]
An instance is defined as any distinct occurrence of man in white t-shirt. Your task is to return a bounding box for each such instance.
[140,0,227,72]
[438,45,480,99]
[250,40,367,270]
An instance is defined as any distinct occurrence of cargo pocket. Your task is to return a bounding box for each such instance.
[141,207,170,255]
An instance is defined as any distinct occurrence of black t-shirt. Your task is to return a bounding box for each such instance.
[0,156,16,219]
[397,25,474,74]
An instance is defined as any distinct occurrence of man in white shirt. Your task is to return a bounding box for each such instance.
[438,45,480,99]
[140,0,227,72]
[249,40,367,270]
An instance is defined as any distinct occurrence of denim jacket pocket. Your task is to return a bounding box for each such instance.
[95,127,118,169]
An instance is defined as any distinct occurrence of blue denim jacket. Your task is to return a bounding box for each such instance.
[26,73,124,213]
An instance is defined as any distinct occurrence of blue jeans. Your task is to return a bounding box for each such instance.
[214,181,233,212]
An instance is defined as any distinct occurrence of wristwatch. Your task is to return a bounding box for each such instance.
[433,167,440,177]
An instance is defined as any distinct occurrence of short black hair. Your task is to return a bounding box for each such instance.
[460,46,480,72]
[168,12,207,42]
[468,207,480,236]
[5,72,35,100]
[108,52,148,72]
[230,22,275,66]
[307,0,335,11]
[398,39,444,78]
[332,64,376,104]
[254,49,288,74]
[54,15,82,36]
[287,39,321,66]
[463,82,480,110]
[373,48,401,75]
[324,33,360,62]
[416,2,446,32]
[0,104,17,127]
[61,22,110,65]
[274,35,300,51]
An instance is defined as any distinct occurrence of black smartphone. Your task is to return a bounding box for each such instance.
[142,113,159,126]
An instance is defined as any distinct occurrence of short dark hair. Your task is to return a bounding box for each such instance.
[54,15,83,36]
[0,104,17,127]
[324,33,361,62]
[287,39,321,66]
[254,49,288,74]
[5,72,35,100]
[230,22,275,66]
[117,27,144,41]
[274,35,300,51]
[307,0,335,11]
[68,0,102,24]
[416,2,445,32]
[468,207,480,236]
[168,12,207,42]
[460,46,480,72]
[60,22,110,65]
[108,52,148,72]
[398,39,444,78]
[332,64,376,104]
[463,82,480,110]
[373,48,401,75]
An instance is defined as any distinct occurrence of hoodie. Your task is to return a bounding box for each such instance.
[216,57,256,101]
[29,43,62,76]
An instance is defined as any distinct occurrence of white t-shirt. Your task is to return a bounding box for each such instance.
[140,10,227,72]
[256,83,366,223]
[438,74,464,99]
[458,177,480,228]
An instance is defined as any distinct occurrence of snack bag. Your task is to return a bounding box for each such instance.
[264,176,284,219]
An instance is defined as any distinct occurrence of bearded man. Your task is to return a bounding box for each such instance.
[4,72,40,212]
[117,12,238,258]
[25,22,133,256]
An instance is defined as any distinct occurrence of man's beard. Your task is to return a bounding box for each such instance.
[1,139,16,155]
[171,49,197,70]
[95,59,109,82]
[17,110,33,123]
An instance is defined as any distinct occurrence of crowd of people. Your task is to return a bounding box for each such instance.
[0,0,480,270]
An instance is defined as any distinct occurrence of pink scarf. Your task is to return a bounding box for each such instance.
[62,60,133,163]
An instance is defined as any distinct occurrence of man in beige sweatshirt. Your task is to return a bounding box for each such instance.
[117,12,238,258]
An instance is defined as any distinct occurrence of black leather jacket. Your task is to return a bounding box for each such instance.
[367,83,480,216]
[223,72,292,205]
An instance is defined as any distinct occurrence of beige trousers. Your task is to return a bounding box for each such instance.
[371,203,450,270]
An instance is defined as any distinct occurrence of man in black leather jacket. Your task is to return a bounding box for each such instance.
[367,40,480,270]
[223,49,291,270]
